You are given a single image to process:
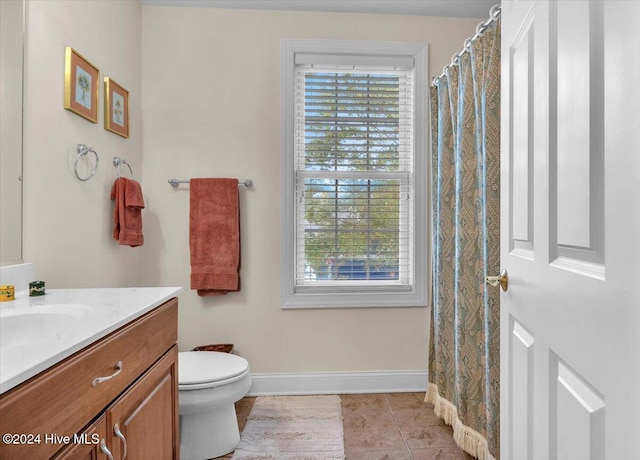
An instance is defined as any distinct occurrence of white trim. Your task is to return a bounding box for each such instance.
[550,256,605,281]
[247,370,429,396]
[294,52,415,67]
[281,39,429,309]
[139,0,497,19]
[281,289,423,309]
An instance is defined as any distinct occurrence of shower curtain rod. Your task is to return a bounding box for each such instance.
[432,4,501,85]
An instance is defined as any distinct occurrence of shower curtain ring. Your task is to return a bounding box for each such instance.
[490,4,501,19]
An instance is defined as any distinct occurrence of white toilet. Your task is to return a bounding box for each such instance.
[178,351,252,460]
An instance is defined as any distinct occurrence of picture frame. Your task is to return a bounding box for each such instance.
[64,47,100,123]
[103,77,129,138]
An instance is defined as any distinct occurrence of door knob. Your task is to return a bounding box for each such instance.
[486,269,508,292]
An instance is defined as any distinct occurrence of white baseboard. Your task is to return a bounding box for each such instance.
[247,370,428,396]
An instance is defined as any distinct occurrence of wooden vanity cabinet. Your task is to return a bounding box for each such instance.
[0,298,179,460]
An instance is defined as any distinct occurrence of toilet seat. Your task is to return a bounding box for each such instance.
[178,351,250,391]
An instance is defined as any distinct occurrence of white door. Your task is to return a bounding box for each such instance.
[500,1,640,458]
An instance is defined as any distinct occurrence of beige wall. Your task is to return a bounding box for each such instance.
[23,0,143,287]
[141,7,480,373]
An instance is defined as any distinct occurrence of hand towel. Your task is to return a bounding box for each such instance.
[111,177,145,247]
[189,178,240,296]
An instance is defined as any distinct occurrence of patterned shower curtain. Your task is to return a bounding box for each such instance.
[426,20,501,460]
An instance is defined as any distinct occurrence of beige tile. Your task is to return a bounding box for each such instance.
[235,396,256,414]
[235,396,255,432]
[393,407,446,429]
[343,413,406,451]
[341,393,390,415]
[385,392,428,411]
[397,421,459,450]
[411,447,475,460]
[345,449,412,460]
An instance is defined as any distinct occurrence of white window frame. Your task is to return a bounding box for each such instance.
[281,39,429,309]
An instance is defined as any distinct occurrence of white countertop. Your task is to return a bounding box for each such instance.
[0,287,182,394]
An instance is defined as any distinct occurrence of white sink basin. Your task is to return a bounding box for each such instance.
[0,304,95,350]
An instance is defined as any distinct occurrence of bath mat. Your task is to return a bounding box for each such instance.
[232,395,345,460]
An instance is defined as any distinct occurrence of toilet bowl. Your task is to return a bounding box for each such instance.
[178,351,251,460]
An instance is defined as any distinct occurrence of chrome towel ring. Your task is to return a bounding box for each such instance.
[74,144,99,181]
[113,156,133,178]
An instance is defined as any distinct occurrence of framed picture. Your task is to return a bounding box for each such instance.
[64,47,100,123]
[104,77,129,138]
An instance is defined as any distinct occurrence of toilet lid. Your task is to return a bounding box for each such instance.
[178,351,249,385]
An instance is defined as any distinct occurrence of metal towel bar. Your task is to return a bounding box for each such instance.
[168,178,253,188]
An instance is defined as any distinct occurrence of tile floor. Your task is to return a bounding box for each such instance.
[216,392,473,460]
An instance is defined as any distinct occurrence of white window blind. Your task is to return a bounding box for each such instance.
[294,64,415,292]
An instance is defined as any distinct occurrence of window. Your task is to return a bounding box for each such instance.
[282,40,428,308]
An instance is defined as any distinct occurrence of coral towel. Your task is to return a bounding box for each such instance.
[111,177,145,247]
[189,178,240,296]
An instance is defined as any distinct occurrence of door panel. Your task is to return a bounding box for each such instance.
[555,1,592,249]
[509,317,534,460]
[509,9,535,258]
[550,355,606,460]
[551,0,605,274]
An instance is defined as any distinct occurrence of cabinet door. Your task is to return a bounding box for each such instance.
[106,346,179,460]
[52,415,113,460]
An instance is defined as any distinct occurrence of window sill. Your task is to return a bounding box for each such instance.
[281,288,428,309]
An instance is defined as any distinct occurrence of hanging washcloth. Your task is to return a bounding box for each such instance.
[189,178,240,296]
[110,177,145,247]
